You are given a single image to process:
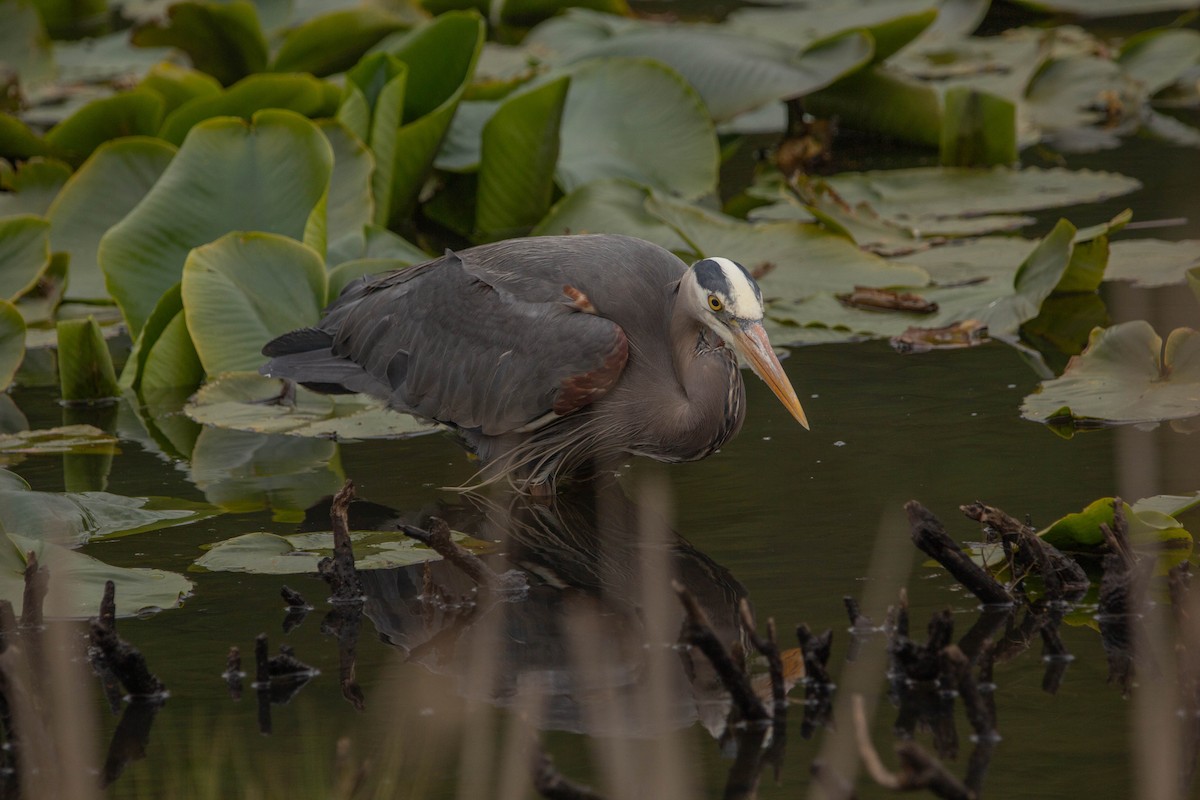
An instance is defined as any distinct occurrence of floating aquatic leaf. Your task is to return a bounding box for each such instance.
[327,258,412,302]
[0,215,50,302]
[1022,321,1200,426]
[0,300,23,391]
[341,52,407,226]
[1105,239,1200,288]
[556,57,718,200]
[0,0,54,89]
[157,72,333,146]
[807,65,942,147]
[272,7,408,76]
[57,316,119,404]
[939,86,1017,167]
[0,532,193,618]
[726,1,936,58]
[1133,491,1200,519]
[99,110,332,337]
[527,10,873,122]
[131,0,269,86]
[194,528,491,574]
[0,424,119,463]
[45,137,176,302]
[477,76,569,242]
[1119,28,1200,96]
[820,166,1141,230]
[186,372,434,440]
[0,158,71,218]
[377,11,485,224]
[42,91,164,166]
[1010,0,1200,17]
[532,178,691,251]
[137,62,223,117]
[122,284,204,395]
[182,233,327,376]
[319,120,376,262]
[0,479,218,547]
[1040,497,1192,554]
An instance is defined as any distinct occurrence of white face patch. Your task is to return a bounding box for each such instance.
[706,257,763,321]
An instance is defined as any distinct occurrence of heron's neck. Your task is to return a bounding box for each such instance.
[669,293,733,399]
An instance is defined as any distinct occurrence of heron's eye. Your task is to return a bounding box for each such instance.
[707,294,724,312]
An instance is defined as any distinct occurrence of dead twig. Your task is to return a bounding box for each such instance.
[906,502,1014,606]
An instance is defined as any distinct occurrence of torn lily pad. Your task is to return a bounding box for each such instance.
[194,529,493,574]
[0,533,193,618]
[1022,321,1200,427]
[185,372,434,439]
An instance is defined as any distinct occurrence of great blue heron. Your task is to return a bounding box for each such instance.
[261,234,809,488]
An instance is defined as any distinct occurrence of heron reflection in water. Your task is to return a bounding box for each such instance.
[262,234,809,491]
[339,476,765,740]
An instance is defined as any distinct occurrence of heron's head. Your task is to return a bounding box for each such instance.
[684,257,810,430]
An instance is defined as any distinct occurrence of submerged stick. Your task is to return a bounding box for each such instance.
[674,581,769,723]
[905,502,1014,606]
[400,517,500,591]
[740,600,788,745]
[318,481,364,602]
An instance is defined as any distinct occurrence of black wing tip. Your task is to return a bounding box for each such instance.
[261,327,333,358]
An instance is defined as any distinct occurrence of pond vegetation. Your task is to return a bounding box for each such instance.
[0,0,1199,797]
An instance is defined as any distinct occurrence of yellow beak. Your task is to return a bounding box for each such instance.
[730,321,810,430]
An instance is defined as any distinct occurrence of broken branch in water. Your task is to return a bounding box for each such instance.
[852,694,975,800]
[674,580,769,724]
[400,517,502,591]
[318,481,364,602]
[89,621,165,698]
[905,502,1014,606]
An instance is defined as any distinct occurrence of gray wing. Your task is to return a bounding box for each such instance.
[261,247,629,436]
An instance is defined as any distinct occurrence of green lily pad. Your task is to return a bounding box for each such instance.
[1105,239,1200,288]
[476,75,569,242]
[819,166,1141,231]
[185,372,434,440]
[1040,497,1192,553]
[1010,0,1200,17]
[319,120,376,262]
[0,479,217,547]
[556,57,718,200]
[272,7,408,77]
[0,158,71,218]
[42,90,165,166]
[45,136,176,302]
[1132,491,1200,519]
[0,424,119,464]
[121,284,204,394]
[0,300,23,391]
[157,72,333,146]
[528,10,874,122]
[725,1,937,57]
[194,528,492,574]
[131,0,269,86]
[137,62,223,117]
[98,109,332,338]
[56,316,119,403]
[181,233,327,376]
[1119,28,1200,97]
[0,532,193,618]
[0,215,50,302]
[532,178,691,250]
[1022,321,1200,426]
[187,426,343,516]
[0,0,54,90]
